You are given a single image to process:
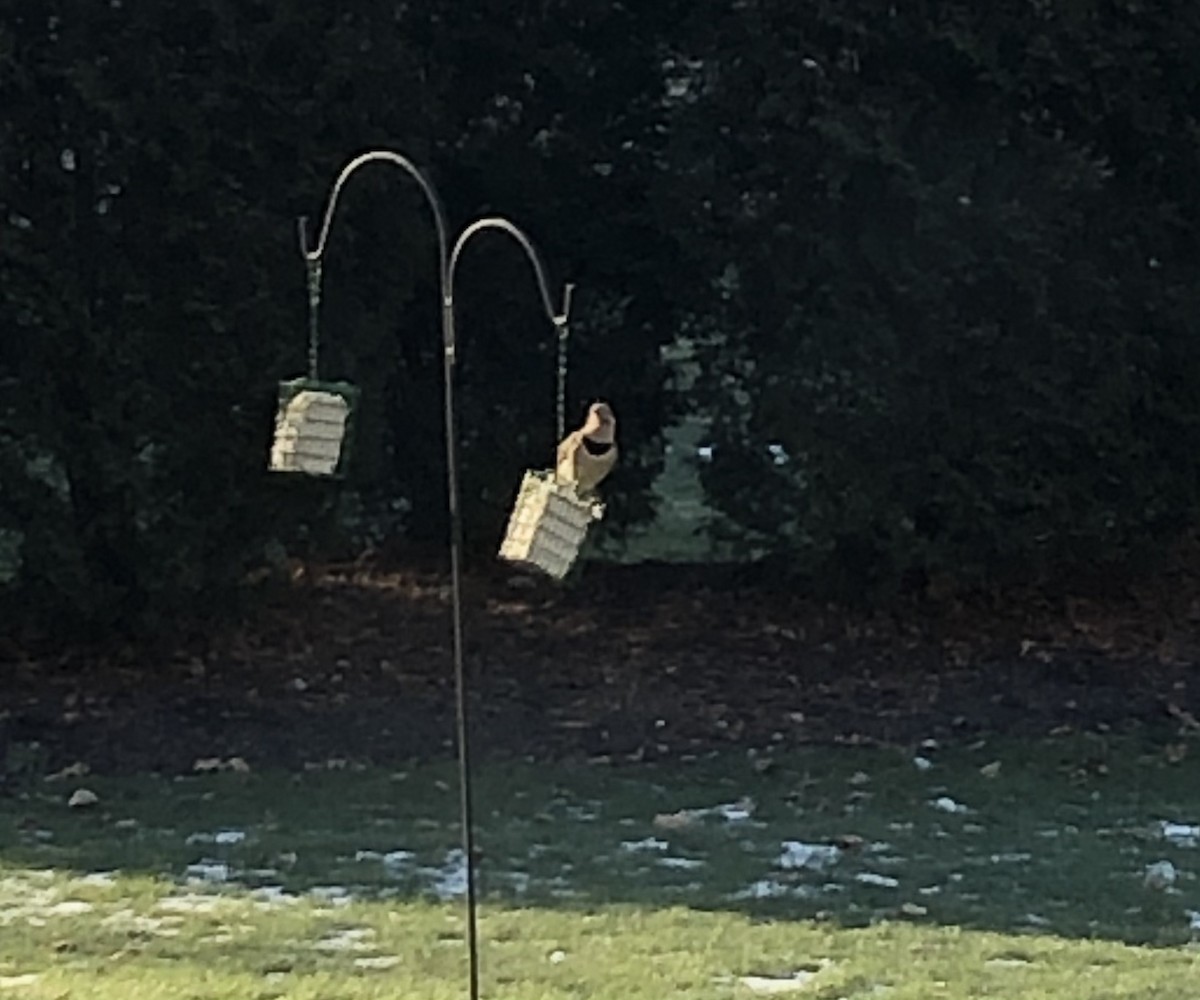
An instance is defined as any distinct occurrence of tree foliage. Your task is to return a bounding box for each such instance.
[661,0,1200,598]
[0,0,681,637]
[3,0,1200,639]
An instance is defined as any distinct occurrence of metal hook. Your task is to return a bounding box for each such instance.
[297,214,314,260]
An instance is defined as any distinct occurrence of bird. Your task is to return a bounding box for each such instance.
[556,401,618,497]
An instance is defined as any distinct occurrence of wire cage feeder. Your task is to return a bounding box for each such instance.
[268,376,360,477]
[268,255,360,478]
[497,316,605,580]
[498,470,604,580]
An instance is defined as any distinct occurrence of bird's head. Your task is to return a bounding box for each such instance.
[583,401,616,439]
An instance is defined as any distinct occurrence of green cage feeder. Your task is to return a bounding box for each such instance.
[268,377,360,478]
[498,469,604,580]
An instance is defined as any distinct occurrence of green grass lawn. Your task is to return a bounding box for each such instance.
[2,726,1199,997]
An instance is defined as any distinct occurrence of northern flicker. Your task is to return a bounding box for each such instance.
[556,401,618,497]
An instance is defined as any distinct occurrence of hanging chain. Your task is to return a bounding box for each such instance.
[305,256,323,381]
[554,319,569,444]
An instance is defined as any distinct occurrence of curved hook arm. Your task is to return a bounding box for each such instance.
[297,150,451,283]
[445,217,574,352]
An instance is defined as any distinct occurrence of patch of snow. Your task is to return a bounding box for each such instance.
[0,975,40,989]
[158,894,225,914]
[310,886,353,906]
[67,788,99,808]
[932,796,970,815]
[913,756,933,772]
[43,900,93,917]
[186,829,247,846]
[423,850,468,900]
[855,873,899,888]
[621,837,670,853]
[499,870,531,894]
[313,927,374,952]
[778,841,841,871]
[713,800,755,823]
[658,856,705,870]
[251,886,298,907]
[184,861,231,883]
[733,879,813,901]
[1144,860,1178,891]
[1161,822,1200,848]
[565,805,598,821]
[738,966,826,994]
[989,852,1032,864]
[354,848,416,867]
[354,955,400,970]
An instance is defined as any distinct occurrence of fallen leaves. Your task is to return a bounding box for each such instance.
[1167,702,1200,735]
[653,812,696,832]
[1165,743,1188,764]
[192,756,251,774]
[45,761,89,783]
[652,797,756,831]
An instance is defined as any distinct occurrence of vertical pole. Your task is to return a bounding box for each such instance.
[441,299,480,1000]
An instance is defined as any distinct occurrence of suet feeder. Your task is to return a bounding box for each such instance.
[268,377,360,477]
[496,307,601,580]
[498,470,604,580]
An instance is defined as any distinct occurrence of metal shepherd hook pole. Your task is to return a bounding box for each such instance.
[296,150,573,1000]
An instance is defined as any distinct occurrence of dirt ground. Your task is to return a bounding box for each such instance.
[4,561,1200,776]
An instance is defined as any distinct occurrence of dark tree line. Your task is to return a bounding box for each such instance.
[2,0,1198,636]
[662,0,1200,598]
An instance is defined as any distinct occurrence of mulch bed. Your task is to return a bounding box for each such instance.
[3,561,1199,776]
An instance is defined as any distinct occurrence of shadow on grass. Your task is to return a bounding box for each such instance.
[2,728,1198,951]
